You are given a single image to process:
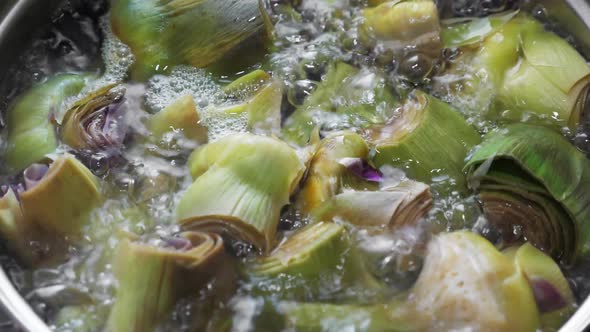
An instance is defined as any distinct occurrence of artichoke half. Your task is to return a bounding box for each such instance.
[177,133,305,253]
[247,222,383,301]
[61,84,128,153]
[5,74,87,172]
[361,0,442,58]
[0,154,101,265]
[439,13,590,129]
[283,231,542,332]
[368,91,481,189]
[283,62,399,146]
[465,124,590,263]
[106,231,234,332]
[110,0,273,81]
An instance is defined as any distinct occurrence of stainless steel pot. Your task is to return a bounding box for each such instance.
[0,0,590,331]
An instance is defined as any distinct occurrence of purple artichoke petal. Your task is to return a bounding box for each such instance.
[161,236,194,251]
[84,97,127,151]
[339,157,383,182]
[23,164,50,191]
[531,278,568,313]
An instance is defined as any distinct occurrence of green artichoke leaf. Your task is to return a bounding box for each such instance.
[283,231,540,332]
[361,0,442,58]
[177,133,305,253]
[441,10,519,48]
[223,69,272,99]
[368,90,481,190]
[465,123,590,262]
[106,231,235,332]
[148,94,208,143]
[313,180,432,230]
[5,74,87,171]
[110,0,273,81]
[283,62,399,146]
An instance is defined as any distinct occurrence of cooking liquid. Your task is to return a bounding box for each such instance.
[0,0,589,331]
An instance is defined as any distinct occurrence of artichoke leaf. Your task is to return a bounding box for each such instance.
[177,134,305,253]
[106,231,235,332]
[5,74,87,171]
[148,94,208,143]
[223,70,272,98]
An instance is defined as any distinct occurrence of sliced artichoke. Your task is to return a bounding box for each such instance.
[313,180,432,230]
[361,0,442,58]
[106,231,234,332]
[0,154,101,265]
[148,94,208,143]
[283,62,399,146]
[177,133,305,253]
[110,0,272,80]
[61,84,127,152]
[248,222,382,300]
[368,91,481,188]
[5,74,87,171]
[283,231,540,332]
[465,124,590,263]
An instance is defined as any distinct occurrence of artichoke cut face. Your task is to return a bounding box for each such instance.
[107,231,234,332]
[178,134,305,252]
[465,124,590,262]
[110,0,272,81]
[296,132,370,214]
[369,91,481,189]
[313,180,433,231]
[5,74,87,172]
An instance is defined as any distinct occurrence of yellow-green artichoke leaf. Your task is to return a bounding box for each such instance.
[148,94,208,143]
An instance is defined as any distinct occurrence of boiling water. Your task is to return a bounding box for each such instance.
[0,0,589,331]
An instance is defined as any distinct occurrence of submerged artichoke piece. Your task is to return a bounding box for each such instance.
[110,0,272,80]
[465,124,590,262]
[296,132,370,214]
[248,222,382,300]
[503,243,575,330]
[314,180,432,230]
[5,74,87,171]
[368,91,481,188]
[284,231,540,332]
[177,134,305,253]
[283,62,399,146]
[106,232,234,332]
[148,94,208,143]
[223,70,271,98]
[0,154,101,265]
[361,0,442,58]
[61,84,127,152]
[440,13,590,128]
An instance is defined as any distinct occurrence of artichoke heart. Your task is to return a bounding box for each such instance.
[439,13,590,129]
[148,94,208,143]
[248,222,382,300]
[177,133,305,253]
[283,231,540,332]
[368,91,481,188]
[106,231,234,332]
[110,0,273,80]
[5,74,87,171]
[465,124,590,263]
[314,180,433,230]
[361,0,442,58]
[0,154,101,265]
[62,84,127,152]
[283,62,399,146]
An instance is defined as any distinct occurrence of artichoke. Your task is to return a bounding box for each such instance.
[361,0,442,58]
[148,94,208,143]
[106,231,234,332]
[439,13,590,129]
[248,222,383,301]
[368,91,481,188]
[61,84,127,152]
[283,62,399,146]
[314,180,432,230]
[283,231,541,332]
[110,0,273,81]
[177,133,305,253]
[223,69,271,98]
[0,154,101,265]
[464,123,590,263]
[5,74,87,171]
